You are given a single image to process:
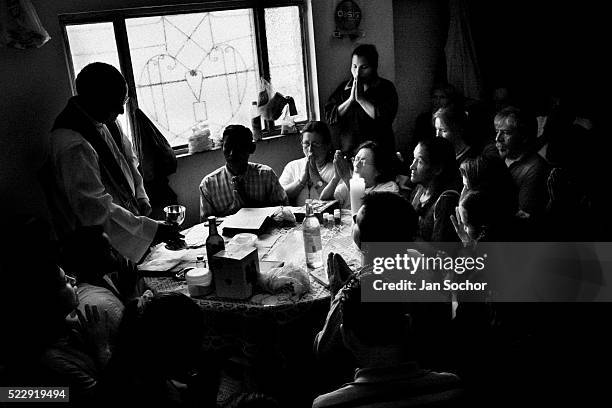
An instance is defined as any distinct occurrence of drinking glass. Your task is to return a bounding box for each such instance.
[164,205,186,250]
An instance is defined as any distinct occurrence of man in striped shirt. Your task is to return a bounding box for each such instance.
[199,125,288,221]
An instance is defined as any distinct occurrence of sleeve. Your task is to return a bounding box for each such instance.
[56,141,157,262]
[373,80,399,124]
[313,292,344,358]
[119,127,149,201]
[517,162,550,217]
[199,178,215,221]
[324,81,350,125]
[267,169,289,206]
[433,192,460,242]
[279,160,298,188]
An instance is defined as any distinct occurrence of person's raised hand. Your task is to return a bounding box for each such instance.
[327,252,353,297]
[450,206,472,245]
[308,153,322,184]
[76,304,112,366]
[333,150,351,183]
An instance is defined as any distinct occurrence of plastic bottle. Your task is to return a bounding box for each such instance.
[303,199,323,269]
[206,216,225,273]
[349,174,366,216]
[251,101,262,141]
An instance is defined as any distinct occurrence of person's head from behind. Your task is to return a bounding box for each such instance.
[352,192,417,248]
[431,83,458,111]
[410,137,457,189]
[223,124,255,175]
[301,121,332,166]
[494,106,537,160]
[76,62,128,123]
[458,190,496,242]
[351,44,378,82]
[61,225,117,284]
[493,86,513,111]
[116,292,205,378]
[433,106,469,150]
[352,141,395,188]
[339,278,410,362]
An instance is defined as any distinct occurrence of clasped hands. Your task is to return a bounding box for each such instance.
[299,154,325,188]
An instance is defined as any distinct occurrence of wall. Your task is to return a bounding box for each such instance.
[0,0,394,229]
[392,0,446,155]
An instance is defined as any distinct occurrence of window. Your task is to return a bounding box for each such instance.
[61,2,311,149]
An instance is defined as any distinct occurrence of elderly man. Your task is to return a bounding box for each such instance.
[199,124,287,220]
[494,106,550,219]
[45,62,178,263]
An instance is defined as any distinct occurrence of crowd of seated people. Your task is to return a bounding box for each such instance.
[3,41,609,408]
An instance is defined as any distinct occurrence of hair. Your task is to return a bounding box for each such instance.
[340,278,408,346]
[301,120,332,146]
[76,62,127,100]
[355,140,397,183]
[433,106,467,134]
[416,137,458,190]
[431,82,458,99]
[359,192,418,242]
[351,44,379,72]
[494,106,538,146]
[113,292,205,370]
[223,124,254,146]
[459,190,496,240]
[460,154,518,219]
[60,225,113,282]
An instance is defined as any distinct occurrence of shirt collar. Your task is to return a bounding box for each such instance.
[354,362,421,383]
[72,97,105,129]
[505,154,525,167]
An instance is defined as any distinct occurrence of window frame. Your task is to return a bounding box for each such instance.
[59,0,315,151]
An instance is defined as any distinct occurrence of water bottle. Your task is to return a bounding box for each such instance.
[206,216,225,272]
[303,199,323,269]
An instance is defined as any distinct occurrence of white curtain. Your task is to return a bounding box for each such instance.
[445,0,482,101]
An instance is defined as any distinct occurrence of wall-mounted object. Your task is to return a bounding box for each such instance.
[333,0,364,40]
[0,0,50,49]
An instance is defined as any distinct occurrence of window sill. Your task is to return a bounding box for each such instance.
[174,129,301,159]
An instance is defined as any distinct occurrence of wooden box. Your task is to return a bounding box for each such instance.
[210,246,259,299]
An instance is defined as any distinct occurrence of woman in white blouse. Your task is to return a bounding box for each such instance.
[279,121,336,206]
[321,140,399,208]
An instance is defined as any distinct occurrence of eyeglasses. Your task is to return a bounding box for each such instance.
[353,156,371,166]
[302,141,323,148]
[64,274,77,286]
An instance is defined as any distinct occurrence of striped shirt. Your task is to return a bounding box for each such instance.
[199,162,288,221]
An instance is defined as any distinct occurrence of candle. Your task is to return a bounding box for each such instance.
[349,174,365,216]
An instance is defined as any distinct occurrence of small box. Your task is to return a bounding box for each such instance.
[210,246,259,299]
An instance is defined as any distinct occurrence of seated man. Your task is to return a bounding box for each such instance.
[199,125,288,220]
[494,107,550,219]
[313,278,462,408]
[61,226,125,346]
[314,193,422,384]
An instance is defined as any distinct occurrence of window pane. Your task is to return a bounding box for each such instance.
[265,6,307,122]
[126,10,259,147]
[64,23,130,136]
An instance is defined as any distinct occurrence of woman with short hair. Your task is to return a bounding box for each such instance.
[279,121,335,205]
[321,140,399,209]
